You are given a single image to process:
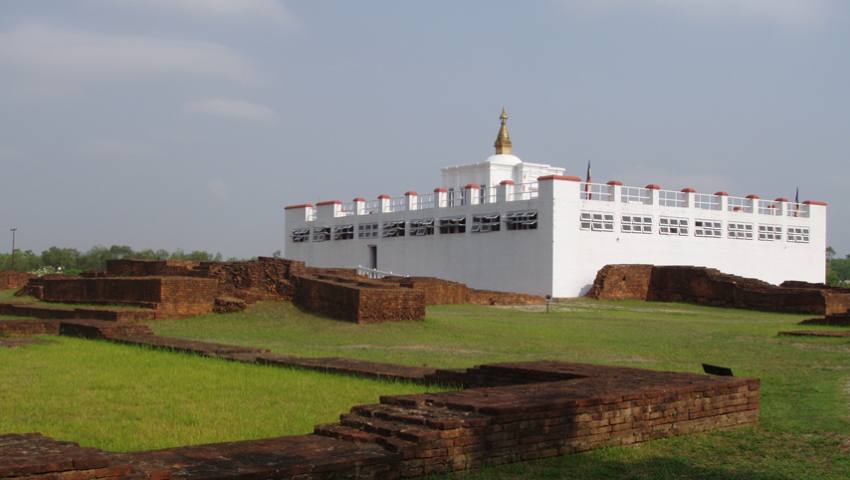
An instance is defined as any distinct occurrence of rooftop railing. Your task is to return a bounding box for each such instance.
[694,193,721,211]
[580,183,614,201]
[727,196,754,214]
[417,192,436,210]
[785,202,810,218]
[291,179,818,222]
[620,186,652,205]
[510,182,539,201]
[339,202,357,217]
[658,190,687,208]
[757,199,782,216]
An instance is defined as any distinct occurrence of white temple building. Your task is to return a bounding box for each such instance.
[284,110,827,297]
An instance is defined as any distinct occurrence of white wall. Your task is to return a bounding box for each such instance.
[285,195,553,295]
[285,181,827,298]
[549,183,826,297]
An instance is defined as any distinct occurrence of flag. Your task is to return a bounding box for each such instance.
[794,186,800,217]
[585,161,592,199]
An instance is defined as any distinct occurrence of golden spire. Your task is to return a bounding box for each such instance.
[494,107,512,155]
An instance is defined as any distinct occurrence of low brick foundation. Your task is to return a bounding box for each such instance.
[37,276,218,318]
[105,259,200,277]
[800,312,850,327]
[0,303,156,321]
[778,330,850,338]
[587,264,850,315]
[0,271,33,290]
[0,320,60,336]
[0,357,759,479]
[380,277,546,306]
[293,274,425,323]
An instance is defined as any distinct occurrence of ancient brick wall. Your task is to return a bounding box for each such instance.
[0,320,60,336]
[0,271,33,290]
[378,276,545,306]
[38,277,216,318]
[105,259,199,277]
[293,275,425,323]
[40,277,163,305]
[467,288,546,306]
[379,277,470,305]
[194,257,302,301]
[156,277,218,317]
[587,264,850,315]
[585,264,654,300]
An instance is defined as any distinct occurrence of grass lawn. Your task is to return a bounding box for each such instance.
[147,300,850,479]
[0,336,435,452]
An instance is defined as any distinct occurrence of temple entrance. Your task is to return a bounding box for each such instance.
[368,245,377,269]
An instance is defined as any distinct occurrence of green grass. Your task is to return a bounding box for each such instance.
[147,300,850,479]
[0,336,435,452]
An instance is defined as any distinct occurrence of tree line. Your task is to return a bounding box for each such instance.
[827,247,850,286]
[0,245,248,274]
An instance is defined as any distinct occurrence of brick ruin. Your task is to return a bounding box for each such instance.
[294,274,426,324]
[0,316,760,479]
[5,258,544,323]
[587,264,850,315]
[800,311,850,327]
[378,277,545,306]
[0,261,762,479]
[0,271,33,290]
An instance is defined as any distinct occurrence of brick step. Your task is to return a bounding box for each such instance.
[314,423,387,444]
[59,320,154,339]
[0,320,60,337]
[352,403,490,430]
[339,413,442,444]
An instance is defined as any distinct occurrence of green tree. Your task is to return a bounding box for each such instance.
[41,247,81,269]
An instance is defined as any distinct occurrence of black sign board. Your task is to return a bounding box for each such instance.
[702,363,734,377]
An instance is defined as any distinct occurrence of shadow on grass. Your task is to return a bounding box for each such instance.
[447,454,799,480]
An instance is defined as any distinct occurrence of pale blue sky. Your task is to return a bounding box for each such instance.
[1,1,848,257]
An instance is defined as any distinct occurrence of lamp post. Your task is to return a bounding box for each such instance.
[9,227,17,270]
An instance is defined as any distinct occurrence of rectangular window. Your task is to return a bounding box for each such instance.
[358,223,379,239]
[312,226,331,242]
[580,211,614,232]
[333,224,354,240]
[439,216,466,234]
[291,228,310,243]
[471,213,501,233]
[382,220,406,238]
[728,222,754,240]
[659,217,689,236]
[621,215,653,234]
[409,218,435,236]
[787,226,810,243]
[505,210,538,230]
[694,219,722,238]
[758,224,782,241]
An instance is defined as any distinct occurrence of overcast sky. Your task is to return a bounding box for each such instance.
[1,0,848,258]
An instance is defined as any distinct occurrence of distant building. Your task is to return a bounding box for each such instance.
[284,110,826,297]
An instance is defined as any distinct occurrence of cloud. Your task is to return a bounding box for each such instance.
[206,179,228,200]
[0,24,259,86]
[102,0,295,25]
[568,0,830,27]
[183,97,277,121]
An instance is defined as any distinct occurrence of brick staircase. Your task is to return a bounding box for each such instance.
[316,401,492,477]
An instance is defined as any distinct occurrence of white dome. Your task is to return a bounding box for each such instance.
[484,153,522,166]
